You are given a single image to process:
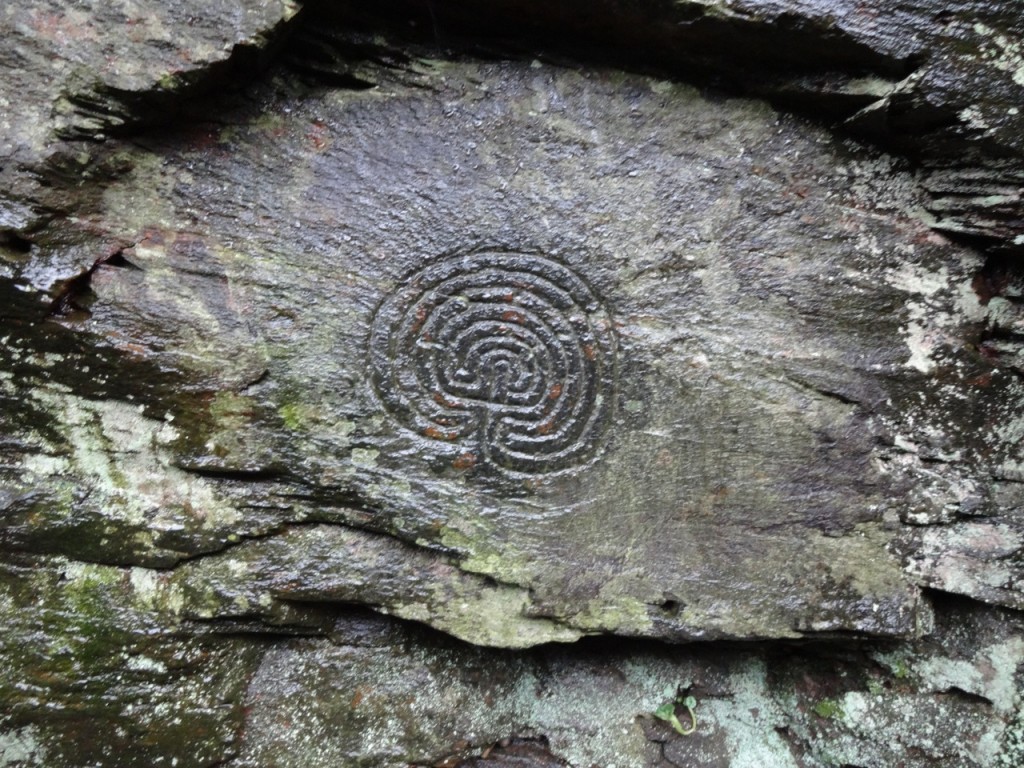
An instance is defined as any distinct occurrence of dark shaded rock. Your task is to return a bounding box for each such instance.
[450,738,570,768]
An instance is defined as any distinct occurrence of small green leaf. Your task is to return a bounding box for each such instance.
[654,692,699,736]
[653,702,676,721]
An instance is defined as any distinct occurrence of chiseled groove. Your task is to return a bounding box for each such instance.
[370,252,617,475]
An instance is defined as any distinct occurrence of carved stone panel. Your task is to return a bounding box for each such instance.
[12,56,1008,645]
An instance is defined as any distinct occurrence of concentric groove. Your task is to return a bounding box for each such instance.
[369,252,617,475]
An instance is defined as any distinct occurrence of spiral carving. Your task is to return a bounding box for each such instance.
[369,252,617,475]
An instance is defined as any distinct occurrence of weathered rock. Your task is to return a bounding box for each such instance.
[2,557,1022,767]
[234,596,1024,767]
[12,58,969,645]
[3,1,1024,766]
[0,0,301,234]
[298,0,1024,250]
[0,557,263,767]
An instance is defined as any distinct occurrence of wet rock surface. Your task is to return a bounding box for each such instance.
[9,55,951,645]
[2,1,1024,766]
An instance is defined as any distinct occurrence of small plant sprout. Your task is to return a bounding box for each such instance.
[653,691,698,736]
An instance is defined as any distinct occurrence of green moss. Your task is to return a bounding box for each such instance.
[279,401,312,430]
[812,699,844,720]
[156,72,180,91]
[51,565,138,666]
[892,659,911,679]
[872,650,915,683]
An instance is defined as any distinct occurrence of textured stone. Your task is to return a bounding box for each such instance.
[15,58,971,644]
[3,1,1024,766]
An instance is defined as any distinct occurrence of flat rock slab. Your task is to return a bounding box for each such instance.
[20,55,1015,645]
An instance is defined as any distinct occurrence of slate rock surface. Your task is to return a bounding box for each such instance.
[2,1,1024,766]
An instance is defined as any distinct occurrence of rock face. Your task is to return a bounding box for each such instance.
[2,1,1024,766]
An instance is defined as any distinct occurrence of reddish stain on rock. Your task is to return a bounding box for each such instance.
[452,452,477,470]
[535,418,556,435]
[306,120,330,151]
[424,426,458,441]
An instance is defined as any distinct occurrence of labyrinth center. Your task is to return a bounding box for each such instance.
[369,253,618,474]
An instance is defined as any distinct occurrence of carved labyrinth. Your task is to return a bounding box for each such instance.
[370,252,617,475]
